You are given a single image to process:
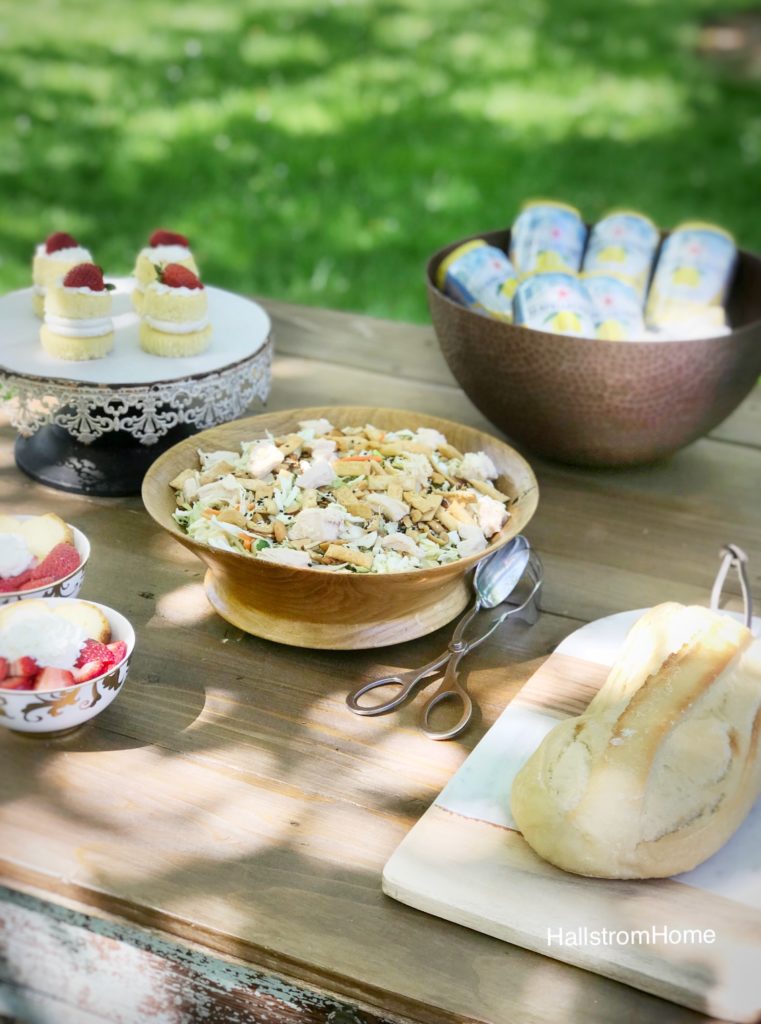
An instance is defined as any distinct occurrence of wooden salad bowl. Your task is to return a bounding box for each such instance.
[142,406,539,649]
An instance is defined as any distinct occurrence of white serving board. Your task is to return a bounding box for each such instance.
[0,279,270,385]
[383,609,761,1023]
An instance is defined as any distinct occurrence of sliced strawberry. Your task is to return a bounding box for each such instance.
[75,639,115,669]
[62,262,106,291]
[0,658,8,682]
[158,263,203,290]
[72,656,113,683]
[30,542,80,582]
[149,228,189,247]
[10,656,39,677]
[0,570,33,592]
[106,641,128,666]
[35,667,75,691]
[45,231,78,253]
[18,575,58,591]
[2,676,35,691]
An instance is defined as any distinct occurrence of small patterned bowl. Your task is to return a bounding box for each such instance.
[0,518,90,606]
[427,228,761,466]
[0,598,135,736]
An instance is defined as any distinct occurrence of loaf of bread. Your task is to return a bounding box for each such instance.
[510,602,761,879]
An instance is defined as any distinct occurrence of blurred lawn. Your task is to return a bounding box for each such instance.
[1,0,759,322]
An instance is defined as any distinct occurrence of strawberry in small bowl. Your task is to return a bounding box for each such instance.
[0,598,135,735]
[0,512,90,606]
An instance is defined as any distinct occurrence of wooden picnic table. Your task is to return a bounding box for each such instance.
[1,298,759,1024]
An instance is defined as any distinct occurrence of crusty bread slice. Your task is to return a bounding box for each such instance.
[510,603,761,879]
[17,513,74,560]
[54,601,111,643]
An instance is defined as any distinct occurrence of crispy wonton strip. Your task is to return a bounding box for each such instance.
[324,545,373,569]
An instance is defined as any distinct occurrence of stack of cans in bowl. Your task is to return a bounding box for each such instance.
[437,200,737,341]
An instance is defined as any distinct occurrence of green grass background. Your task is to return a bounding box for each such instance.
[1,0,759,322]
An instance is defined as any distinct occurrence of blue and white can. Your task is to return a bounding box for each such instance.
[646,221,736,330]
[513,273,596,338]
[583,210,659,302]
[436,239,517,321]
[582,272,646,340]
[509,200,587,276]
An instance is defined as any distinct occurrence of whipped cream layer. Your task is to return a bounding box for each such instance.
[145,315,209,334]
[0,606,87,670]
[44,313,113,338]
[35,244,92,263]
[0,533,35,580]
[144,244,192,262]
[147,282,201,296]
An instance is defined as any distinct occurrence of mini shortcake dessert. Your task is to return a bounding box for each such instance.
[139,263,211,357]
[0,599,127,691]
[0,512,80,593]
[132,229,198,311]
[40,263,115,361]
[32,232,93,317]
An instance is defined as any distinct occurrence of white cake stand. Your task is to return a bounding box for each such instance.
[0,278,272,495]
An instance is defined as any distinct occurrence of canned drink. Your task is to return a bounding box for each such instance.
[581,272,646,341]
[509,200,587,276]
[436,239,517,321]
[513,273,596,338]
[582,209,659,301]
[646,221,736,330]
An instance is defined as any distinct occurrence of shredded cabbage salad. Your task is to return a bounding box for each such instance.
[170,420,511,573]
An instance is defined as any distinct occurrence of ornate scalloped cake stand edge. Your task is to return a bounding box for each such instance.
[1,337,272,496]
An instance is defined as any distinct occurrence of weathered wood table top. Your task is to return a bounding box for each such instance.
[1,298,760,1024]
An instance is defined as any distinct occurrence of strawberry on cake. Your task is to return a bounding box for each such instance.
[40,263,115,361]
[32,231,93,317]
[132,228,198,311]
[0,513,81,593]
[0,599,127,692]
[139,263,212,356]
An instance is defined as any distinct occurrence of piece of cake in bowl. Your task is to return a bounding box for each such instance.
[40,263,114,361]
[0,597,134,735]
[31,231,93,317]
[139,263,212,357]
[0,513,90,604]
[132,228,198,311]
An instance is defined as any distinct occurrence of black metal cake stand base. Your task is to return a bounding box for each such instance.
[15,423,198,497]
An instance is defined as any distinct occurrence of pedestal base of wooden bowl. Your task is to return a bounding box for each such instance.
[204,569,472,649]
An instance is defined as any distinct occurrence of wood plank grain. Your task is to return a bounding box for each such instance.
[260,297,457,388]
[0,317,759,1024]
[0,884,404,1024]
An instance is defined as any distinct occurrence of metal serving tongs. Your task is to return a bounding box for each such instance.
[346,536,543,741]
[710,543,753,627]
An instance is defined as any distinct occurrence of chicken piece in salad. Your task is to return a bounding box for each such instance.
[170,420,511,573]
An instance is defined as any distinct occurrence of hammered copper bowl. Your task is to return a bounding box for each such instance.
[427,228,761,466]
[142,406,539,650]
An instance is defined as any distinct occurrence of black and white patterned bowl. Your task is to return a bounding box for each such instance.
[0,598,135,735]
[0,518,90,606]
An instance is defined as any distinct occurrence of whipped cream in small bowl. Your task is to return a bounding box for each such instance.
[0,598,135,735]
[0,516,90,605]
